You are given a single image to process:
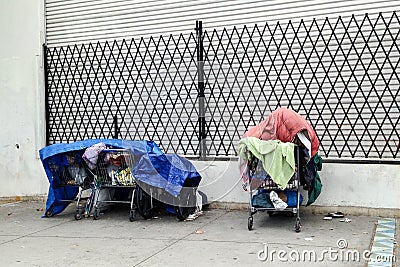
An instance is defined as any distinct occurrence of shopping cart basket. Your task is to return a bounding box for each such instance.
[45,150,94,220]
[246,146,302,232]
[91,148,137,221]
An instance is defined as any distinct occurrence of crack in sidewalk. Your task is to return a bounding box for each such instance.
[133,210,230,267]
[0,219,73,246]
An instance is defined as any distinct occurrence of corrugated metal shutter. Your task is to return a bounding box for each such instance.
[45,0,399,47]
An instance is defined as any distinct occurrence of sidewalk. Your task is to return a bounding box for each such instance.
[0,201,397,267]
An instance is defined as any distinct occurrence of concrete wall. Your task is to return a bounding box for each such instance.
[193,160,400,210]
[0,0,48,197]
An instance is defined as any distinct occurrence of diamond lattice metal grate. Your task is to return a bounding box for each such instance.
[202,12,399,158]
[45,12,399,160]
[46,34,199,155]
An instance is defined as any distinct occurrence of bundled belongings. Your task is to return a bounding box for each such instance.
[242,107,322,206]
[239,138,303,232]
[40,147,93,220]
[88,147,137,221]
[134,151,202,221]
[40,139,142,220]
[239,108,323,232]
[39,139,202,222]
[243,107,319,157]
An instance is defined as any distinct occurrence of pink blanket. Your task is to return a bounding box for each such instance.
[243,107,320,157]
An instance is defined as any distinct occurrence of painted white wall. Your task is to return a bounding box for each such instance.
[193,160,400,209]
[0,0,48,197]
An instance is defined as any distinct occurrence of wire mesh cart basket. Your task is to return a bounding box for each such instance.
[245,145,302,232]
[91,149,137,222]
[45,151,94,220]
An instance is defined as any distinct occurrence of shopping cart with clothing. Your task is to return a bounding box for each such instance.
[90,148,137,221]
[239,108,324,232]
[241,140,302,232]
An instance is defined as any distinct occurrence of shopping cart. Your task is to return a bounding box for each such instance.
[135,178,198,221]
[45,150,94,220]
[91,149,137,222]
[246,146,302,232]
[132,152,201,222]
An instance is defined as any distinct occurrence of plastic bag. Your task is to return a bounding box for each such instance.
[269,191,288,210]
[67,165,88,185]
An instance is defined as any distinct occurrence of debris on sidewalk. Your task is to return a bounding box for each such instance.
[328,212,344,218]
[323,211,345,220]
[185,211,204,221]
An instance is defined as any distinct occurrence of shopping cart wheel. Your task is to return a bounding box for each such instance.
[175,188,196,221]
[129,210,136,222]
[294,218,301,232]
[93,209,99,220]
[175,205,194,221]
[45,208,53,217]
[74,212,82,220]
[248,216,253,231]
[136,187,154,220]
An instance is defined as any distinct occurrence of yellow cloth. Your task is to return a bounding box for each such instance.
[238,137,295,189]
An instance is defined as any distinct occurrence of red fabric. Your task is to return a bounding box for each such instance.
[243,107,320,157]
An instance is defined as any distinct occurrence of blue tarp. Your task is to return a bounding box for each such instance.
[39,139,201,216]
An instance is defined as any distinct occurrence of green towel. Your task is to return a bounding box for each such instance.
[238,137,295,189]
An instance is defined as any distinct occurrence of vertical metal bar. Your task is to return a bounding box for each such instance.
[248,152,253,216]
[196,20,206,159]
[113,115,119,139]
[43,44,50,146]
[296,146,300,214]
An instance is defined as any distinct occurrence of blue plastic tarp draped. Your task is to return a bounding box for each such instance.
[39,139,201,216]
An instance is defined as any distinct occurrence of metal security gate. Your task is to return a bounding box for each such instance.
[44,33,200,155]
[45,12,400,161]
[202,12,400,160]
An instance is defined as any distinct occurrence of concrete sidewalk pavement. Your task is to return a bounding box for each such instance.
[0,201,397,267]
